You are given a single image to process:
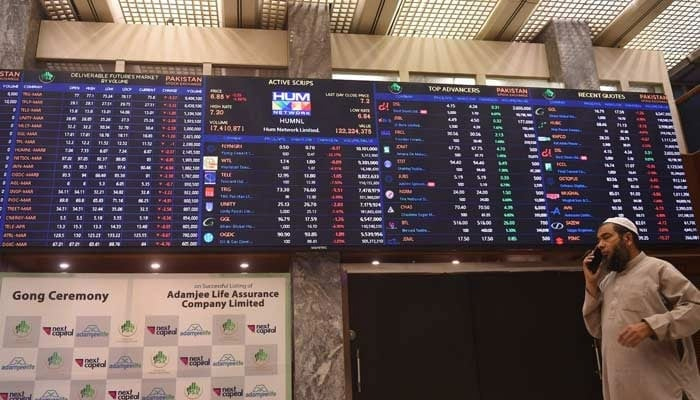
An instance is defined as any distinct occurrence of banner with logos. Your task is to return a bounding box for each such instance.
[0,274,290,400]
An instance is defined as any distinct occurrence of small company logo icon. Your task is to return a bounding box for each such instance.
[388,82,402,94]
[37,389,68,400]
[109,355,142,370]
[179,356,210,367]
[108,389,140,399]
[244,385,277,398]
[0,391,32,400]
[181,324,212,337]
[75,357,107,369]
[14,320,31,337]
[253,349,269,364]
[185,382,202,399]
[80,384,96,399]
[146,325,177,336]
[43,326,74,338]
[76,324,109,339]
[221,319,237,335]
[143,387,175,400]
[47,352,63,369]
[1,357,36,371]
[247,324,277,335]
[543,88,556,100]
[151,351,168,368]
[212,353,243,367]
[120,320,137,337]
[213,386,243,398]
[39,71,55,83]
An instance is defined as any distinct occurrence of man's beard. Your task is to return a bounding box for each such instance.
[606,242,631,272]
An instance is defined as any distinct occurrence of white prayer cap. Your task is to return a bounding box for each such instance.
[603,217,639,236]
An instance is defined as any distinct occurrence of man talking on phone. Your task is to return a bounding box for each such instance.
[583,217,700,400]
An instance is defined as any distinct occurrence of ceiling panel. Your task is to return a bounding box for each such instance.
[260,0,359,33]
[41,0,79,20]
[515,0,633,42]
[118,0,220,26]
[624,0,700,70]
[389,0,498,40]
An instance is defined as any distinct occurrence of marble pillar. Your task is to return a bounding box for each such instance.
[287,2,332,79]
[287,2,348,399]
[291,252,348,400]
[0,0,43,70]
[537,20,600,90]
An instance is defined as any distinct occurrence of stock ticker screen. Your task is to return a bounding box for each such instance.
[0,69,697,249]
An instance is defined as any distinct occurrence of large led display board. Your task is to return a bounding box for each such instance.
[0,70,696,248]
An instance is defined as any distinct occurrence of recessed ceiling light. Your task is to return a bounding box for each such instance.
[452,260,460,265]
[371,260,380,265]
[150,263,161,270]
[240,262,250,269]
[59,262,70,270]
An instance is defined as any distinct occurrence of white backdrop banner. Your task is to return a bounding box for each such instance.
[0,273,291,400]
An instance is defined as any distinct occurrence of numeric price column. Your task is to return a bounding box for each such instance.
[173,87,202,246]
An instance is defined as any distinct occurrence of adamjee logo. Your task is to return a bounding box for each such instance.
[212,353,243,367]
[109,355,142,370]
[247,324,276,335]
[36,389,68,400]
[179,355,211,367]
[244,385,277,398]
[0,391,33,400]
[108,389,140,400]
[36,390,68,400]
[213,386,243,398]
[42,326,74,338]
[142,387,174,400]
[76,324,109,339]
[146,325,177,337]
[1,357,36,371]
[75,357,107,369]
[180,324,211,337]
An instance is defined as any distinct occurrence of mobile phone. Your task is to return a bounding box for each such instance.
[587,248,603,273]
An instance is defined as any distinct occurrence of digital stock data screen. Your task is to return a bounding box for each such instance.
[0,69,697,248]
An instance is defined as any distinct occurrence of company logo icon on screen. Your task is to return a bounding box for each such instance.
[272,91,311,116]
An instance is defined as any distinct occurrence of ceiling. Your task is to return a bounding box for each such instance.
[39,0,700,87]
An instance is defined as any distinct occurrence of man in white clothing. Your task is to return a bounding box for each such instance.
[583,217,700,400]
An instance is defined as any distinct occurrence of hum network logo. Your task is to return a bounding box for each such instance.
[271,91,311,116]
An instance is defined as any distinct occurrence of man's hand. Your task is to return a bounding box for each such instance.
[618,322,654,347]
[583,250,602,296]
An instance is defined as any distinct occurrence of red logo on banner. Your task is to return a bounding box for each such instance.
[247,325,256,333]
[43,327,52,335]
[75,358,84,367]
[213,388,222,396]
[180,357,189,365]
[147,326,156,334]
[108,391,118,399]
